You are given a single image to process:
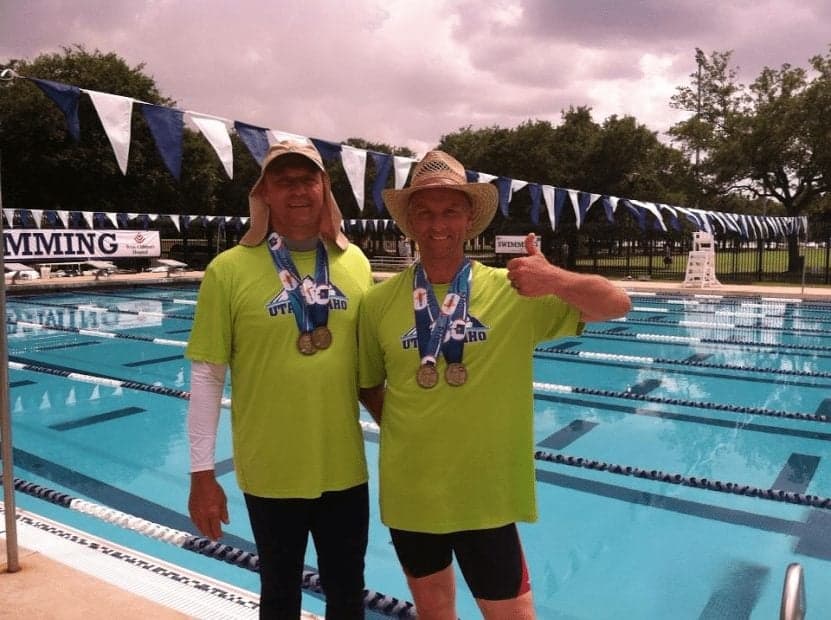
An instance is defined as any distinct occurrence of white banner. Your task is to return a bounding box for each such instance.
[3,230,161,260]
[495,235,541,254]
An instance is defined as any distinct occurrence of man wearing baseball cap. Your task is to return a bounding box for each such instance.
[358,150,631,618]
[186,140,373,618]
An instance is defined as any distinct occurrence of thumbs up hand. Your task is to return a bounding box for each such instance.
[506,233,557,297]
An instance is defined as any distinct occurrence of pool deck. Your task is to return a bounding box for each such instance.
[1,270,829,618]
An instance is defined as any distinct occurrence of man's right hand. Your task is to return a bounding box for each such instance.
[188,470,229,540]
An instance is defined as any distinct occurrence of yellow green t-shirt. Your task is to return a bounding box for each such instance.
[359,261,581,533]
[186,241,372,498]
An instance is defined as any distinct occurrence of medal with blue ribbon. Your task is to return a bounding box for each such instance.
[413,259,471,388]
[267,233,332,355]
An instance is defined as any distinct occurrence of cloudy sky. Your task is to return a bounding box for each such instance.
[2,0,829,156]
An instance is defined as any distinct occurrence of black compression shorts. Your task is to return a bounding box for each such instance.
[389,523,531,601]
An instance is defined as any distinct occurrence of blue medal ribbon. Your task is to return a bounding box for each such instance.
[413,259,471,368]
[267,233,330,334]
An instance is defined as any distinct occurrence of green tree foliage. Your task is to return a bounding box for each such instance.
[437,109,694,239]
[670,47,831,217]
[0,46,222,217]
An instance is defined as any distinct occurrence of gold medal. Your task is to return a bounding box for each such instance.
[311,325,333,350]
[297,332,316,355]
[444,362,468,387]
[416,363,439,389]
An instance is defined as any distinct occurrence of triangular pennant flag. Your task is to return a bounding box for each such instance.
[630,200,667,232]
[477,172,498,184]
[169,214,180,232]
[528,183,542,225]
[30,78,81,140]
[268,130,309,145]
[541,185,556,230]
[341,145,367,212]
[601,197,617,223]
[140,103,184,180]
[84,89,133,175]
[56,210,69,228]
[310,138,342,162]
[567,189,582,228]
[495,177,512,217]
[2,209,14,228]
[553,188,569,226]
[234,121,269,165]
[188,113,233,178]
[30,209,43,229]
[393,156,414,189]
[103,212,118,227]
[148,213,160,221]
[370,151,393,215]
[127,212,139,220]
[81,211,94,229]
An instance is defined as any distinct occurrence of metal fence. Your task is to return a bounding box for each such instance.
[166,215,831,286]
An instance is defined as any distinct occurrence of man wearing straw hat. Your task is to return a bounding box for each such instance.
[358,150,631,619]
[186,141,373,619]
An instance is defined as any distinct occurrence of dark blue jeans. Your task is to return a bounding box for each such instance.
[245,483,369,619]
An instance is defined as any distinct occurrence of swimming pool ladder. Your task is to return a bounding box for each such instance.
[780,563,806,620]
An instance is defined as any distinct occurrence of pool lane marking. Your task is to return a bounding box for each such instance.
[8,356,233,410]
[64,289,199,307]
[534,348,831,388]
[586,328,831,358]
[535,393,831,442]
[538,419,599,450]
[123,355,186,368]
[772,454,821,494]
[359,420,831,560]
[9,466,417,617]
[6,298,195,321]
[607,315,831,338]
[698,562,770,619]
[532,380,830,423]
[49,406,147,431]
[8,318,188,347]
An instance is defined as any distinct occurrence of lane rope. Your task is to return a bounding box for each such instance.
[11,477,416,618]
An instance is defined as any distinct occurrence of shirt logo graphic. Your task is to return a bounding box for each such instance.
[399,315,489,350]
[266,277,348,316]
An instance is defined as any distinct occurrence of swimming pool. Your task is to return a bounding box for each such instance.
[6,286,831,618]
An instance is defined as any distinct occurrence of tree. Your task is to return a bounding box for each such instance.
[0,45,222,217]
[670,47,831,268]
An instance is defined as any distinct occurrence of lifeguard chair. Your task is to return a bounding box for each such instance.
[683,232,721,288]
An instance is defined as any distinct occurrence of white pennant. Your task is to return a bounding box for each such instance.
[30,209,43,229]
[127,212,139,220]
[567,189,583,228]
[393,156,414,189]
[188,113,233,179]
[81,211,94,229]
[267,130,309,145]
[341,145,367,212]
[169,215,180,232]
[56,210,69,228]
[148,214,160,222]
[103,212,118,227]
[477,172,497,184]
[84,89,133,175]
[3,208,14,228]
[541,185,556,231]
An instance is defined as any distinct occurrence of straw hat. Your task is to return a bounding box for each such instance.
[382,150,497,240]
[240,141,348,250]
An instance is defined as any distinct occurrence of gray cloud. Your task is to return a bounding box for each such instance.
[1,0,829,154]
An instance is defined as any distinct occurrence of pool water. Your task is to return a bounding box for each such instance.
[6,287,831,618]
